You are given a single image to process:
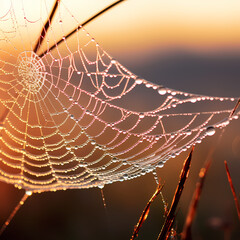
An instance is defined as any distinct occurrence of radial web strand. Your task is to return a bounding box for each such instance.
[0,0,239,192]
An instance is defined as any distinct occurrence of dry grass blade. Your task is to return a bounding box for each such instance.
[229,98,240,118]
[130,183,164,240]
[224,160,240,221]
[33,0,60,54]
[39,0,126,57]
[181,159,211,240]
[157,147,194,240]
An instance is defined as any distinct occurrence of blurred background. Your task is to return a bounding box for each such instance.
[0,0,240,239]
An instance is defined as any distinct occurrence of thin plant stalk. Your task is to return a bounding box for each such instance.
[39,0,126,58]
[33,0,60,54]
[157,148,194,240]
[229,98,240,118]
[224,160,240,221]
[131,183,163,240]
[181,160,211,240]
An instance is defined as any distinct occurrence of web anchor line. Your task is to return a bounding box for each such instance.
[0,191,32,236]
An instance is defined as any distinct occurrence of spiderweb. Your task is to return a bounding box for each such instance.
[0,0,239,193]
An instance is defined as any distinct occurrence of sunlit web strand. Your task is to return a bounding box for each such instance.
[0,1,239,192]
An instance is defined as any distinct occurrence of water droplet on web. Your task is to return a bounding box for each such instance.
[123,174,128,180]
[158,87,167,95]
[26,191,32,196]
[196,138,202,143]
[157,162,164,168]
[222,120,230,126]
[146,83,152,88]
[185,129,192,135]
[145,166,153,172]
[206,126,216,136]
[111,157,118,163]
[66,145,71,150]
[119,177,124,182]
[135,79,143,84]
[190,98,197,103]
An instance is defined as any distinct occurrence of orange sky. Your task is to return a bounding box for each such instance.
[1,0,240,60]
[80,0,240,57]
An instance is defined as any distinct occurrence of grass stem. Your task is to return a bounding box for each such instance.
[157,148,194,240]
[224,160,240,221]
[181,159,211,240]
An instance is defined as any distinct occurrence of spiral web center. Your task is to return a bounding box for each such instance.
[17,51,46,93]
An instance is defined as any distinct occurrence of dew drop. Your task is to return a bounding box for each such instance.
[26,191,32,196]
[206,126,216,136]
[112,157,118,163]
[135,79,143,85]
[196,138,202,143]
[222,120,230,126]
[146,83,152,88]
[157,162,164,168]
[66,145,71,150]
[185,129,192,136]
[123,174,128,180]
[158,87,167,95]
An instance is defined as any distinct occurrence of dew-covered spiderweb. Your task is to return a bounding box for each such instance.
[0,0,239,194]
